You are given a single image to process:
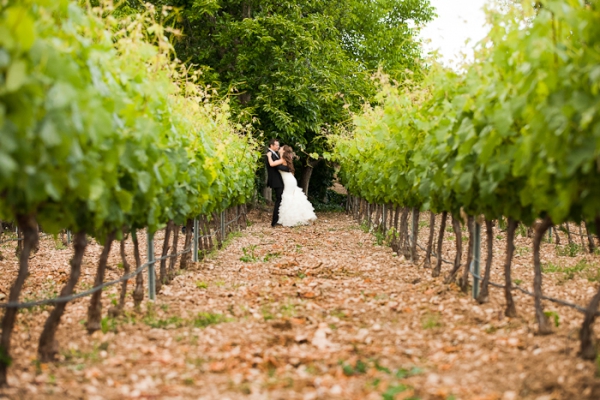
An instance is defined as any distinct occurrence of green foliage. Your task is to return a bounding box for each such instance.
[382,384,409,400]
[144,315,187,329]
[421,313,442,329]
[100,316,118,334]
[544,310,560,328]
[307,163,336,201]
[556,243,583,257]
[262,251,281,262]
[196,281,208,289]
[0,0,258,242]
[340,359,368,376]
[542,259,600,283]
[192,312,228,328]
[542,262,562,273]
[240,245,259,262]
[311,189,348,212]
[141,0,433,194]
[332,0,600,231]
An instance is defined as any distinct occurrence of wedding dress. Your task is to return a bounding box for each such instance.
[278,171,317,226]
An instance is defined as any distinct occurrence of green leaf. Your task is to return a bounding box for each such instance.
[6,7,36,51]
[39,120,61,147]
[5,59,27,92]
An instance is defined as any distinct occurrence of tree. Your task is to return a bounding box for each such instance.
[137,0,434,195]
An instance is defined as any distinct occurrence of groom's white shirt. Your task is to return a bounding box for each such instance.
[269,149,279,159]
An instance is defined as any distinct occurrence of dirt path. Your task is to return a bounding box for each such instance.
[1,211,600,399]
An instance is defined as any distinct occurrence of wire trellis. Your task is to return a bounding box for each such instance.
[350,197,600,319]
[0,206,248,309]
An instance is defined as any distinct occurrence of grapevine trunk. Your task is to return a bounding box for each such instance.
[38,231,87,361]
[476,220,494,304]
[504,218,518,318]
[432,211,447,278]
[86,232,116,334]
[0,214,38,387]
[533,216,554,335]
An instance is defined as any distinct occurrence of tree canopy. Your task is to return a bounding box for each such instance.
[122,0,434,193]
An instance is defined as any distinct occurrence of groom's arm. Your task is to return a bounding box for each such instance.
[276,165,291,172]
[267,152,284,167]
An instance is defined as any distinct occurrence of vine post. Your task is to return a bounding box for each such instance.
[193,218,199,263]
[471,221,481,299]
[147,231,156,301]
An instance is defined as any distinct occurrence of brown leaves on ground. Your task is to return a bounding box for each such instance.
[0,212,599,399]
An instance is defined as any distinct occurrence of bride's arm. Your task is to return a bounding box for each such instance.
[267,152,284,167]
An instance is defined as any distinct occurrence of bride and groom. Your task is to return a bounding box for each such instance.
[266,139,317,227]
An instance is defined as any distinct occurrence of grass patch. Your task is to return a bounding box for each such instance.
[374,230,385,246]
[192,312,229,328]
[62,344,103,364]
[515,246,530,257]
[542,259,600,283]
[422,312,442,330]
[516,224,527,238]
[544,310,560,328]
[542,262,561,273]
[360,222,370,233]
[54,239,67,250]
[279,301,297,318]
[382,384,410,400]
[556,243,583,257]
[142,309,230,329]
[262,251,281,262]
[330,308,348,319]
[196,281,208,289]
[240,245,259,262]
[144,315,187,329]
[100,316,118,334]
[340,359,368,376]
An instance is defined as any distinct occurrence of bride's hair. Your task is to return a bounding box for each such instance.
[282,145,295,174]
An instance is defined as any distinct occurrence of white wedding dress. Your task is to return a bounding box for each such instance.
[278,171,317,226]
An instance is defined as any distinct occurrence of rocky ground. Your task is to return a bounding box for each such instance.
[1,210,600,399]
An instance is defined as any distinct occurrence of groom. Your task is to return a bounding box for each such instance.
[265,138,288,227]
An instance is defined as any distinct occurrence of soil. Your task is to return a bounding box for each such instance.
[0,210,599,399]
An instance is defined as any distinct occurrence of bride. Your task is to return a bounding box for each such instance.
[277,145,317,227]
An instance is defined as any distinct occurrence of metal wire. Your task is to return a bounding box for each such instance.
[0,209,246,309]
[0,246,191,309]
[0,232,53,244]
[353,201,600,317]
[0,237,23,244]
[415,241,455,266]
[197,212,244,239]
[468,263,600,316]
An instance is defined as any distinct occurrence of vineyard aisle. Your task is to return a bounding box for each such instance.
[1,211,599,399]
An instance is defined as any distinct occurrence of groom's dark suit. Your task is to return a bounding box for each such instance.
[265,150,289,227]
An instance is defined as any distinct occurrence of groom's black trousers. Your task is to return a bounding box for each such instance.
[271,187,284,227]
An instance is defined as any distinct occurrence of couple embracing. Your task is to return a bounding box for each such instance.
[266,139,317,227]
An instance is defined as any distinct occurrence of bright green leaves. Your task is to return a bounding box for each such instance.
[1,6,36,52]
[0,1,258,238]
[5,59,27,92]
[157,0,433,176]
[333,0,600,226]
